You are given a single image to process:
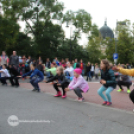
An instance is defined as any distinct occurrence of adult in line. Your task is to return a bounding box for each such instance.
[86,62,91,81]
[9,51,19,68]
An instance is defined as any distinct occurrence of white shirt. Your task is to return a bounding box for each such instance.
[91,66,95,71]
[64,67,74,77]
[1,69,10,77]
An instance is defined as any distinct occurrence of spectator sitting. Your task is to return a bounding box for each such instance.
[64,62,74,80]
[45,62,56,78]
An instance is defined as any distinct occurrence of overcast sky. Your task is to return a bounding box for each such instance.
[20,0,134,45]
[60,0,134,45]
[60,0,134,28]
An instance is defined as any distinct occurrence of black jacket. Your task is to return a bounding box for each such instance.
[46,74,69,85]
[101,69,117,88]
[86,65,91,73]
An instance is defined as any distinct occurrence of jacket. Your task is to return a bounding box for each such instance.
[68,75,89,92]
[22,69,44,79]
[101,69,116,88]
[86,65,91,73]
[46,74,69,85]
[9,55,19,66]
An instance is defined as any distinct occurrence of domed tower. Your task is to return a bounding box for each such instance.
[100,20,114,39]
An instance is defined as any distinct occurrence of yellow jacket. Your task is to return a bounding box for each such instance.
[119,68,134,76]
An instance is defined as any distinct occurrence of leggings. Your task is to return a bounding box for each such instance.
[74,88,83,98]
[117,80,132,89]
[53,82,69,95]
[98,86,114,102]
[130,89,134,104]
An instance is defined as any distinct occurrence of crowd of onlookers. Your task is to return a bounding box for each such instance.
[0,50,133,81]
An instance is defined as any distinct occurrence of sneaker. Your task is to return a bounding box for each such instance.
[117,89,123,92]
[54,91,62,97]
[74,98,80,101]
[32,89,37,91]
[127,89,131,94]
[62,95,67,98]
[2,83,7,86]
[107,102,112,106]
[78,97,84,102]
[102,101,107,105]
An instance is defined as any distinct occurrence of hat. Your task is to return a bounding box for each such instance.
[74,68,82,75]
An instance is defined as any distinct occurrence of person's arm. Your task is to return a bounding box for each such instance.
[106,71,116,85]
[22,70,32,78]
[119,68,134,76]
[69,78,83,90]
[68,78,75,89]
[46,76,57,83]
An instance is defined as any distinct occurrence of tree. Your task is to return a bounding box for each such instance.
[86,24,103,63]
[105,20,134,64]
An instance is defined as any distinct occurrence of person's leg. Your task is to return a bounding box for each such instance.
[53,83,62,97]
[32,77,43,92]
[14,77,19,86]
[126,82,132,94]
[129,89,134,104]
[9,76,15,86]
[97,86,107,102]
[105,87,114,103]
[86,72,89,81]
[61,82,69,97]
[30,78,37,90]
[117,81,123,90]
[65,71,70,77]
[89,71,91,80]
[0,77,7,84]
[74,88,83,98]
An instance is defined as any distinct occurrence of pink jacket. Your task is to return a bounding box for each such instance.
[68,75,89,93]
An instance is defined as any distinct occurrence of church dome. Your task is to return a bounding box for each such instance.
[99,21,114,39]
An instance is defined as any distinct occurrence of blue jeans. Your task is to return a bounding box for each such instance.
[87,71,91,78]
[30,77,44,91]
[46,72,51,78]
[82,70,84,76]
[0,66,2,78]
[98,86,114,102]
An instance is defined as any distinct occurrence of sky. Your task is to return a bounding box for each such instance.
[20,0,134,46]
[59,0,134,45]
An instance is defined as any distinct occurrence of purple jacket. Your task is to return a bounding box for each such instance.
[68,75,89,92]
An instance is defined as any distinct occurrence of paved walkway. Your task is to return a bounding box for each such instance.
[20,80,134,112]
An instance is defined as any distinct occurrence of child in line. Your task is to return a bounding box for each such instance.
[65,68,89,102]
[46,66,70,98]
[8,64,20,87]
[117,65,132,94]
[19,63,44,92]
[113,66,134,112]
[0,64,10,85]
[98,59,116,106]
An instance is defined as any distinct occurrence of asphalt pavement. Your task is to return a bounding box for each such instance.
[0,85,134,134]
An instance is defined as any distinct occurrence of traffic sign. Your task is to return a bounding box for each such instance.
[113,53,118,60]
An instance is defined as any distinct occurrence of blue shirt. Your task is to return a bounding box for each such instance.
[22,69,44,79]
